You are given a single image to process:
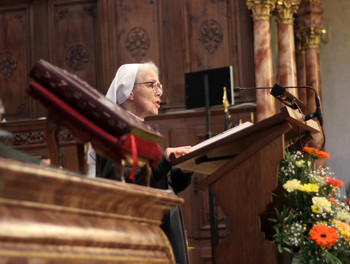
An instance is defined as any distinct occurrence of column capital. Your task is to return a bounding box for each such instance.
[275,0,301,24]
[246,0,278,21]
[296,27,326,49]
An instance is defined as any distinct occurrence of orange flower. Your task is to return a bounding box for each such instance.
[303,147,330,158]
[310,225,339,248]
[303,146,316,155]
[326,177,344,187]
[329,197,338,204]
[316,150,330,158]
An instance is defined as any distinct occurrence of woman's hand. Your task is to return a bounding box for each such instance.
[164,146,192,161]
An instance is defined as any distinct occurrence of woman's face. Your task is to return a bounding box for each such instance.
[131,67,163,119]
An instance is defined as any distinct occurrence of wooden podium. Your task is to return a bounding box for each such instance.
[172,107,320,264]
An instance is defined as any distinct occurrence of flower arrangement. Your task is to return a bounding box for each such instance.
[270,147,350,264]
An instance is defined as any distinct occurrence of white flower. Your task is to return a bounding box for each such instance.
[283,179,301,192]
[335,211,350,222]
[312,197,332,213]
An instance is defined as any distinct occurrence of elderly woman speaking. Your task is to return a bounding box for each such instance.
[95,62,193,264]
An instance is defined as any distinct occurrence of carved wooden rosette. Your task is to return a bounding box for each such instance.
[199,19,223,54]
[0,51,18,79]
[66,44,89,72]
[126,27,150,62]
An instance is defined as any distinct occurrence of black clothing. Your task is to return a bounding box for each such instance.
[96,154,192,264]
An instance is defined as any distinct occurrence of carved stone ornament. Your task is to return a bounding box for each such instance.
[199,19,223,54]
[0,51,18,79]
[65,45,89,72]
[126,27,150,61]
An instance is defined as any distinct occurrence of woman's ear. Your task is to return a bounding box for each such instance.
[127,91,134,101]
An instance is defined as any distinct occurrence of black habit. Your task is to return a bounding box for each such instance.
[96,153,192,264]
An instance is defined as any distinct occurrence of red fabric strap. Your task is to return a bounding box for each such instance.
[129,134,137,182]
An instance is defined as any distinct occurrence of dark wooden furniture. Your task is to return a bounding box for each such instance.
[0,118,85,172]
[172,107,319,264]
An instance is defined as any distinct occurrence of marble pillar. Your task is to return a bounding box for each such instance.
[296,0,325,150]
[275,0,300,96]
[246,0,277,121]
[295,35,307,113]
[296,0,324,116]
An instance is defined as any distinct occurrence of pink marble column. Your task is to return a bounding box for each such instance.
[296,1,324,121]
[296,0,325,150]
[295,36,307,113]
[246,0,277,121]
[275,1,300,96]
[305,43,322,113]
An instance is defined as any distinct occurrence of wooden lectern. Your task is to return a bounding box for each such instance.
[171,107,320,264]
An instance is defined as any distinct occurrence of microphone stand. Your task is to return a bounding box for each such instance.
[223,86,230,130]
[202,74,218,264]
[204,74,212,139]
[234,84,323,127]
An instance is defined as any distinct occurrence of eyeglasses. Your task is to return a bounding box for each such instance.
[135,81,163,93]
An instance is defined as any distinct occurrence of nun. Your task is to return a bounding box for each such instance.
[94,61,193,264]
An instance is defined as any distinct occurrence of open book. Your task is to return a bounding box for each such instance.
[171,121,253,174]
[190,121,253,152]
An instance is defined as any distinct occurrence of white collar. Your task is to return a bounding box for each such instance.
[126,110,144,122]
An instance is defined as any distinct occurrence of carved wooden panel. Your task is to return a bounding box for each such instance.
[158,0,187,108]
[114,1,160,65]
[48,0,98,89]
[0,4,31,120]
[185,0,231,71]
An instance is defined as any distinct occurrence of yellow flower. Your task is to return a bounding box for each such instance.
[333,220,350,242]
[311,205,321,214]
[312,197,332,212]
[296,160,305,168]
[283,179,301,192]
[298,183,319,193]
[335,211,350,222]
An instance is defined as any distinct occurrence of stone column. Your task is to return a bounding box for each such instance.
[295,0,324,118]
[295,34,307,113]
[295,0,325,150]
[246,0,277,121]
[274,0,300,96]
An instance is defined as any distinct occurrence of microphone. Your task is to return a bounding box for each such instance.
[234,84,323,126]
[270,84,304,110]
